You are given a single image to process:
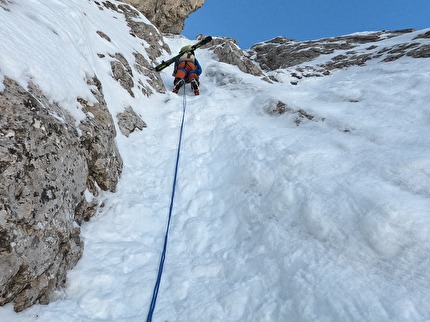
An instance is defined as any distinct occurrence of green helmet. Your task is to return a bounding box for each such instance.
[180,45,192,53]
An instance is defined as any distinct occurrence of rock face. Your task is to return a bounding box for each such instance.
[117,106,147,137]
[77,76,123,194]
[121,0,205,34]
[203,36,264,77]
[0,0,167,312]
[0,74,124,312]
[0,78,87,311]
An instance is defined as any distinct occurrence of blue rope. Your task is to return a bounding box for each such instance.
[146,85,187,322]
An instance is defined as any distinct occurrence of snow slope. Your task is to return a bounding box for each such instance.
[1,1,430,321]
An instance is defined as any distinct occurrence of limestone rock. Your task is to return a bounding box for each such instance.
[111,53,135,98]
[78,76,123,195]
[0,77,86,311]
[121,0,205,34]
[0,73,124,312]
[205,37,264,77]
[117,106,147,137]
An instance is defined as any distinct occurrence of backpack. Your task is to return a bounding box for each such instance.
[178,51,195,63]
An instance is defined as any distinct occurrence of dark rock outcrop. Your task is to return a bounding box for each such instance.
[117,106,147,137]
[249,30,415,71]
[249,29,430,80]
[121,0,205,34]
[78,75,123,194]
[203,36,265,77]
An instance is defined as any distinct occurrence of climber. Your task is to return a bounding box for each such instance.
[172,45,202,96]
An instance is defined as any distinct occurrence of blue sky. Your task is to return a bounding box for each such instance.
[182,0,430,49]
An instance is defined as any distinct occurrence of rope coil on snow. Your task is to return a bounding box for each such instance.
[146,85,187,322]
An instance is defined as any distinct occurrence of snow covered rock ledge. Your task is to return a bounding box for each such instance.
[249,28,430,81]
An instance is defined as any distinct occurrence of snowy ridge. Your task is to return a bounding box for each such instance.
[250,28,430,83]
[1,1,430,321]
[0,0,161,124]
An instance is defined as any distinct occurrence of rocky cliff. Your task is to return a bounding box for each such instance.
[121,0,205,34]
[0,0,167,312]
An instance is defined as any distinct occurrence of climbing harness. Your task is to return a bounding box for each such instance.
[146,86,187,322]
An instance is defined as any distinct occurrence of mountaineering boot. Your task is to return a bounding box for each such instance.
[191,79,200,96]
[173,78,185,94]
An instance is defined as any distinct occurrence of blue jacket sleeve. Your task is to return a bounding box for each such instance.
[195,59,202,75]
